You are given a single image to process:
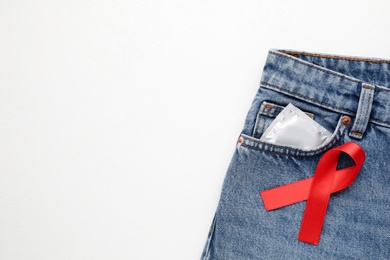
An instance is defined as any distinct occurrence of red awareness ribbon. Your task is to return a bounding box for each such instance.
[260,142,365,245]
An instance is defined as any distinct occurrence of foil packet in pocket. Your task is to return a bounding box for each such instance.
[259,103,332,149]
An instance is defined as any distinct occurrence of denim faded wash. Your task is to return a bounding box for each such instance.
[201,49,390,259]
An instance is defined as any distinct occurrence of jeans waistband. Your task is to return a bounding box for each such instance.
[260,49,390,132]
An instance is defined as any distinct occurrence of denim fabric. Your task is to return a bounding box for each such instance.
[201,49,390,259]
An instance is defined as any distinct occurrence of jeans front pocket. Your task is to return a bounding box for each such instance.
[240,113,349,157]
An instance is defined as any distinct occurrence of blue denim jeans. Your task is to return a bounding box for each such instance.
[201,49,390,259]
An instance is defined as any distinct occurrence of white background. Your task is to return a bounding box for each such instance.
[1,1,389,259]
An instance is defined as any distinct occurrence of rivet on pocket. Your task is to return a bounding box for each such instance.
[237,136,243,146]
[342,116,352,126]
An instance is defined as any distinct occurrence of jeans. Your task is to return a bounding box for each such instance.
[201,49,390,259]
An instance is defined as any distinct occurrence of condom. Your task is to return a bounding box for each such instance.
[259,103,332,149]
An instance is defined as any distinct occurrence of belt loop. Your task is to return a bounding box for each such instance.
[349,83,375,139]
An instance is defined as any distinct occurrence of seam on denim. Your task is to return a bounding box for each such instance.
[260,81,356,115]
[242,134,309,151]
[240,142,316,157]
[277,50,390,64]
[253,116,259,137]
[270,50,390,93]
[261,81,390,126]
[254,104,264,136]
[254,102,279,137]
[258,115,266,136]
[260,108,270,134]
[371,118,390,126]
[254,103,270,137]
[253,107,263,137]
[269,51,362,84]
[240,143,308,157]
[375,85,390,92]
[265,106,271,116]
[240,134,342,157]
[201,212,217,260]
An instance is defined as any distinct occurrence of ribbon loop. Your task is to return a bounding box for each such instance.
[260,142,365,245]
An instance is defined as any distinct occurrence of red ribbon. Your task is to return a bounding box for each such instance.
[260,142,365,245]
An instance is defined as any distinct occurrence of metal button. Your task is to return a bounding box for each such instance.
[342,116,352,126]
[237,136,243,145]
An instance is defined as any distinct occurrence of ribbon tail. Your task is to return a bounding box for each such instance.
[260,177,313,211]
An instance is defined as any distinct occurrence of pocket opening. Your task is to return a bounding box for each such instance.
[252,101,315,138]
[241,115,348,157]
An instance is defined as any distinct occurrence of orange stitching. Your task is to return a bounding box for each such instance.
[351,131,362,136]
[363,84,375,90]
